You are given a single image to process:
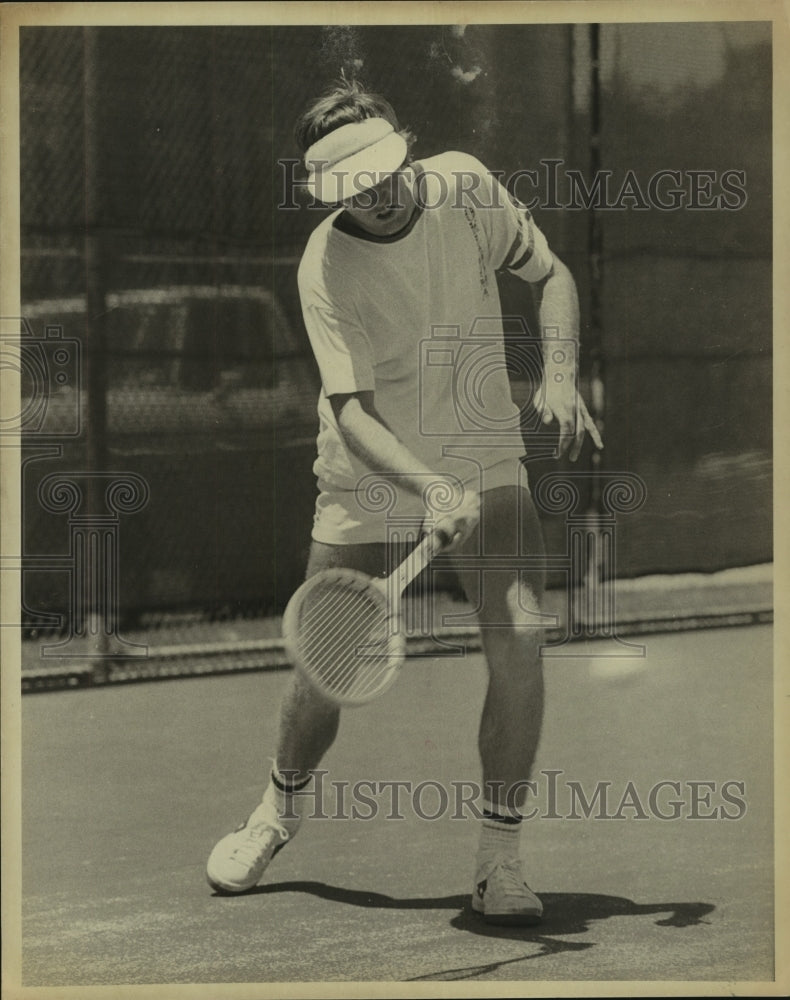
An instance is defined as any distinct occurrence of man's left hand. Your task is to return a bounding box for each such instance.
[534,380,604,461]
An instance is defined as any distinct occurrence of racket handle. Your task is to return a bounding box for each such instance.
[389,527,452,594]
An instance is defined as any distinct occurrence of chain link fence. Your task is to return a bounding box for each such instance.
[17,24,771,652]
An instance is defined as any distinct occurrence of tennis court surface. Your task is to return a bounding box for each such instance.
[21,620,773,986]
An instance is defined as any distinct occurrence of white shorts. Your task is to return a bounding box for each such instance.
[311,457,531,545]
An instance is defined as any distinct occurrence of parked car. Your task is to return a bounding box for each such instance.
[18,285,321,623]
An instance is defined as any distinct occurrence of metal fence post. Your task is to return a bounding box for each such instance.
[82,28,111,662]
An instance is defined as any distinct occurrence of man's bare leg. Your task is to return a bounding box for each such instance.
[275,539,389,779]
[207,540,388,893]
[452,485,547,808]
[451,483,547,924]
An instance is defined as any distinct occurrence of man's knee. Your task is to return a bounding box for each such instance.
[505,576,546,631]
[480,577,546,685]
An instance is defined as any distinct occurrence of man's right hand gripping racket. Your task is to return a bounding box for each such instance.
[282,528,452,707]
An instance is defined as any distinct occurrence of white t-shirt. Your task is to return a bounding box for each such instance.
[297,151,554,494]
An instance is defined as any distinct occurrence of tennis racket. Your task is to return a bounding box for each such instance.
[282,528,452,706]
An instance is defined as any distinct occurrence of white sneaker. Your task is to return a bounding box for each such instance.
[206,784,301,894]
[472,857,543,925]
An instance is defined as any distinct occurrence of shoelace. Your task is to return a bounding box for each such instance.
[230,817,289,866]
[496,858,531,896]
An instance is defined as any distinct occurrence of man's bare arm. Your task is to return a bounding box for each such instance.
[330,391,437,495]
[329,391,480,545]
[530,254,603,460]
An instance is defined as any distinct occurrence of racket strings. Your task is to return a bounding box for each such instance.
[304,595,385,691]
[299,582,386,663]
[295,579,396,698]
[306,602,391,697]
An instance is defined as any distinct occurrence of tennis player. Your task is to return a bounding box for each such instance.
[207,81,602,924]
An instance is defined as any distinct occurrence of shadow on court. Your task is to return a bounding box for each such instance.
[218,880,714,932]
[214,881,716,981]
[20,624,773,985]
[427,893,714,980]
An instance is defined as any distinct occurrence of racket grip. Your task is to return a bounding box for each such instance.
[417,525,454,566]
[390,527,452,594]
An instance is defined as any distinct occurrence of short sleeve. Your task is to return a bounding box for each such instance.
[298,263,376,397]
[459,156,554,283]
[496,196,554,283]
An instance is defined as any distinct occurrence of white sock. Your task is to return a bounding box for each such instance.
[476,800,523,870]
